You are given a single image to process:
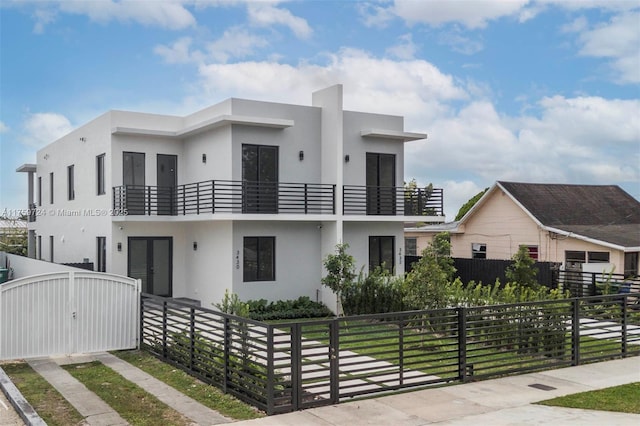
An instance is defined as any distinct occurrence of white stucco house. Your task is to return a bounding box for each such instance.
[405,181,640,278]
[16,84,445,309]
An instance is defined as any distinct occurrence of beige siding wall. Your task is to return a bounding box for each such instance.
[406,187,628,274]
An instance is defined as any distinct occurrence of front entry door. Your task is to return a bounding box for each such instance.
[242,144,278,213]
[366,153,396,215]
[128,237,172,296]
[157,154,177,215]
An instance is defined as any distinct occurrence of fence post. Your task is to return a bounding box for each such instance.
[398,319,404,385]
[162,300,168,359]
[458,307,467,382]
[621,296,628,358]
[223,317,230,393]
[329,319,339,404]
[571,298,580,366]
[266,325,275,415]
[291,323,301,410]
[189,307,196,371]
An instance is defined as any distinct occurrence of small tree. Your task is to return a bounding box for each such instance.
[322,243,356,316]
[505,245,539,289]
[403,232,456,310]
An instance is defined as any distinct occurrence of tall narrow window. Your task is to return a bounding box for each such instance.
[243,237,275,281]
[67,165,75,200]
[96,154,105,195]
[49,172,54,204]
[37,235,42,260]
[49,235,54,262]
[405,237,417,256]
[369,236,395,272]
[37,176,42,206]
[96,236,106,272]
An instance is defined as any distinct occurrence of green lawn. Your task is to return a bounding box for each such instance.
[538,382,640,413]
[2,363,84,426]
[114,349,264,420]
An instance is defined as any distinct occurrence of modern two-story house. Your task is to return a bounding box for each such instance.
[17,85,445,309]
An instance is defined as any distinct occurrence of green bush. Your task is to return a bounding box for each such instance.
[342,267,406,315]
[246,296,333,321]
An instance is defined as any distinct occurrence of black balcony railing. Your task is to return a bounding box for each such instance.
[113,180,336,216]
[343,185,444,216]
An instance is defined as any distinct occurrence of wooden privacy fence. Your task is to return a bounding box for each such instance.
[0,271,140,360]
[141,292,640,415]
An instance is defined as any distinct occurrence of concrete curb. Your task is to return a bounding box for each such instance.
[0,366,46,426]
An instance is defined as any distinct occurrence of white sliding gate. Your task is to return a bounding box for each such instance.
[0,271,140,360]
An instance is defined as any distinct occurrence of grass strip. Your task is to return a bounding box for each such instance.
[62,361,191,426]
[537,382,640,414]
[114,349,263,420]
[2,362,84,426]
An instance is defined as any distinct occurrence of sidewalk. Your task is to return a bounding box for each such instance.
[2,354,639,425]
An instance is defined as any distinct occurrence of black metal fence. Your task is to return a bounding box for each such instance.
[113,181,336,216]
[453,258,558,288]
[557,270,640,297]
[140,292,640,415]
[343,186,444,216]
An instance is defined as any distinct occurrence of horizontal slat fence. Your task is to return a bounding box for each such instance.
[141,293,640,415]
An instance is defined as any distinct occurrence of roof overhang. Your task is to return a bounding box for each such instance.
[112,115,294,139]
[16,164,37,173]
[543,225,639,252]
[360,129,427,142]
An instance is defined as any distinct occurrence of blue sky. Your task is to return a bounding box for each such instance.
[1,0,639,219]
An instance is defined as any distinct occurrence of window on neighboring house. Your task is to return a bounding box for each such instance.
[49,173,54,204]
[526,246,539,260]
[67,165,75,200]
[243,237,275,281]
[37,177,42,206]
[96,154,105,195]
[405,237,417,256]
[624,252,639,277]
[96,237,106,272]
[49,235,54,262]
[369,236,395,272]
[588,251,609,263]
[565,251,586,269]
[37,235,42,260]
[472,243,487,259]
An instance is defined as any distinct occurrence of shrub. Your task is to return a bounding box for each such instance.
[342,267,406,315]
[246,296,333,321]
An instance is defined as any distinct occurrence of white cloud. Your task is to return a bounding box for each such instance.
[154,37,202,64]
[0,121,8,133]
[208,27,269,62]
[22,113,74,148]
[357,2,396,28]
[32,7,57,34]
[438,28,484,55]
[247,2,312,39]
[391,0,531,29]
[573,11,640,84]
[386,33,418,60]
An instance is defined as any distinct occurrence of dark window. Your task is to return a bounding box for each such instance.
[243,237,275,281]
[624,252,639,277]
[527,246,539,260]
[369,236,395,272]
[405,237,417,256]
[97,236,106,272]
[67,165,75,200]
[49,235,54,262]
[97,154,105,195]
[37,235,42,260]
[472,243,486,259]
[37,177,42,206]
[366,153,396,215]
[242,145,278,213]
[588,251,610,263]
[49,172,54,204]
[123,152,145,215]
[565,250,586,269]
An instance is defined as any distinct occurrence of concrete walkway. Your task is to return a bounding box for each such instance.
[28,353,230,426]
[2,354,640,425]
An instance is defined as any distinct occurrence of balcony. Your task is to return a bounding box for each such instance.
[113,180,336,216]
[343,185,444,217]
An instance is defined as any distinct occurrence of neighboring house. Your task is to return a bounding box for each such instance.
[16,84,445,309]
[405,181,640,277]
[0,219,27,255]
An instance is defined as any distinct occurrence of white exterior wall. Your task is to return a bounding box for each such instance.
[344,222,405,275]
[33,112,113,266]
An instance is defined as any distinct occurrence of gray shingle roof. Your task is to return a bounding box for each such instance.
[498,181,640,248]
